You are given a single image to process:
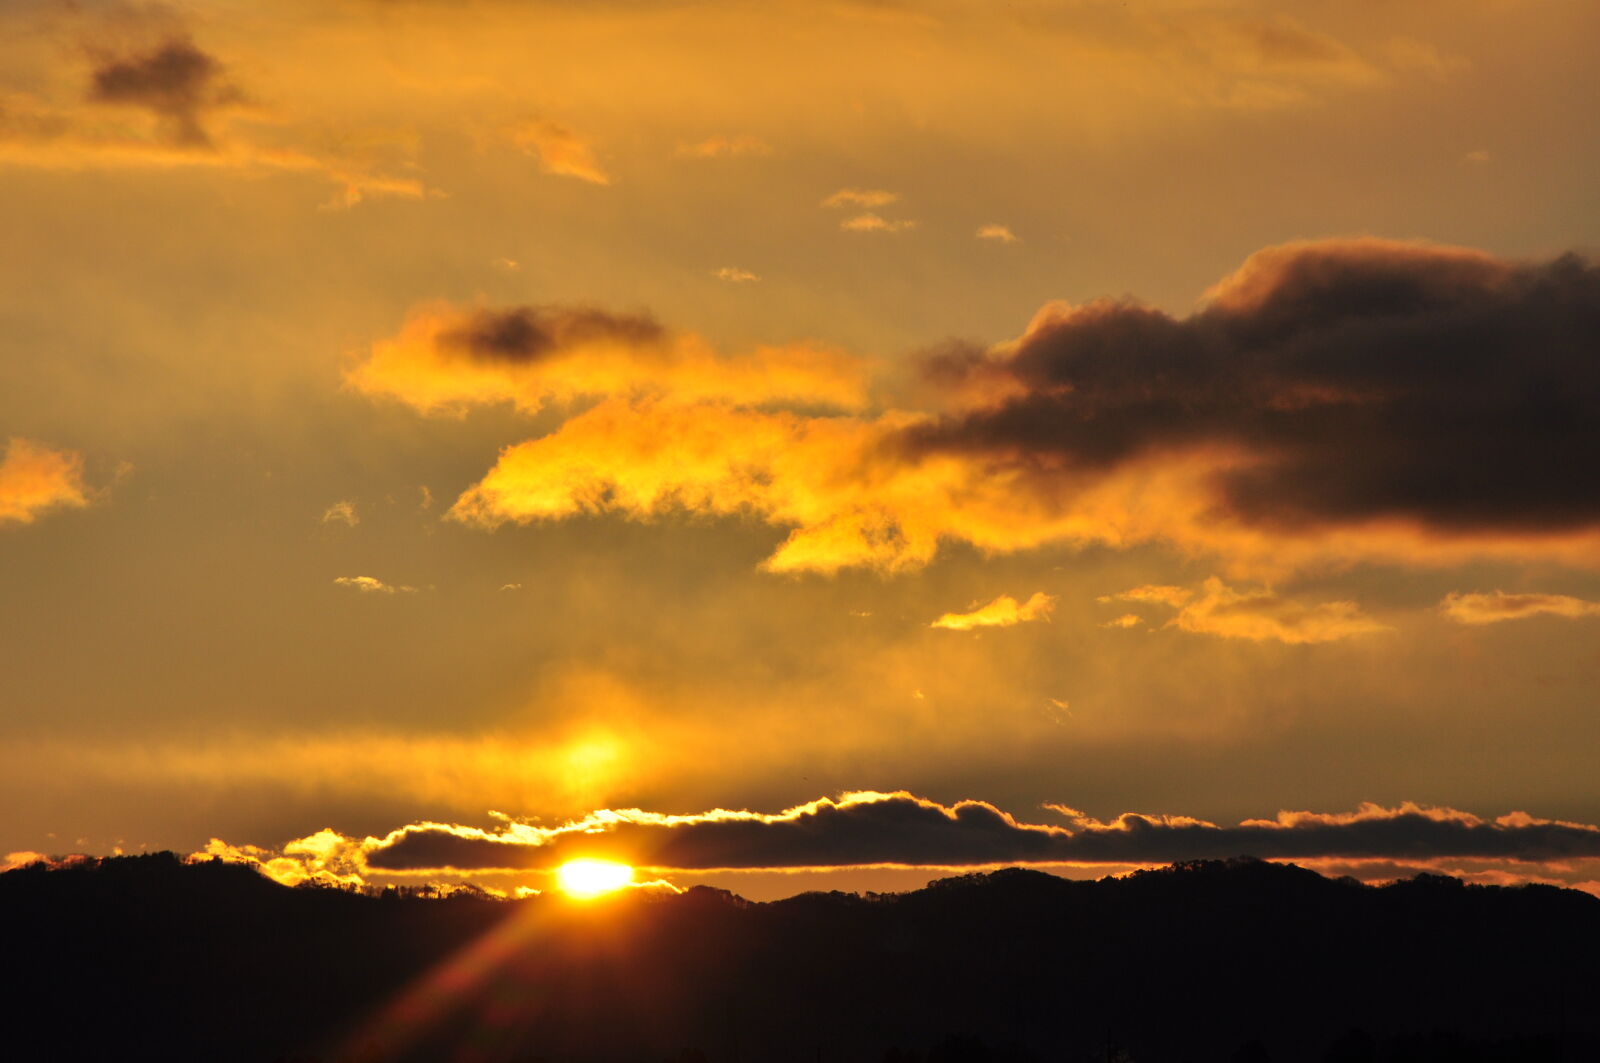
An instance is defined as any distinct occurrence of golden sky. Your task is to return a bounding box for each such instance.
[4,0,1600,899]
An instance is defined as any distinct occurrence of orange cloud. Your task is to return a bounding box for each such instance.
[976,224,1018,243]
[931,591,1056,631]
[510,119,609,184]
[333,576,415,594]
[347,303,868,416]
[1097,585,1193,607]
[1170,578,1388,644]
[1440,590,1600,625]
[821,188,897,208]
[365,241,1600,577]
[840,212,916,233]
[0,438,89,525]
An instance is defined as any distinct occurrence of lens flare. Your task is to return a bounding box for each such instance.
[556,858,633,898]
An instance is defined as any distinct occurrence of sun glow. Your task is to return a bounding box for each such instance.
[556,859,633,898]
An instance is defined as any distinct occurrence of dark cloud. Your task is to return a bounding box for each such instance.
[905,241,1600,535]
[89,36,241,147]
[361,793,1600,872]
[438,306,666,364]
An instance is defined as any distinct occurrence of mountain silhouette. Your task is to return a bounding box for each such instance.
[2,854,1594,1062]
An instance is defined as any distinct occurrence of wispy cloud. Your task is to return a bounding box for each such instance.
[840,212,916,233]
[711,267,760,283]
[333,575,415,594]
[976,224,1018,243]
[510,119,610,185]
[821,188,898,209]
[1441,590,1600,625]
[932,591,1055,630]
[321,500,359,527]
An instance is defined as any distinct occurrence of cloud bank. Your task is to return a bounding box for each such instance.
[201,793,1600,897]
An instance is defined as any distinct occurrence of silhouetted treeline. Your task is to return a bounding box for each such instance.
[2,854,1596,1063]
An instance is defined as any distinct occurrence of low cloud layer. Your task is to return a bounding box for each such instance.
[1441,590,1600,625]
[203,793,1600,893]
[0,438,88,525]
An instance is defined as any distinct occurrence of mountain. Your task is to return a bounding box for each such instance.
[2,854,1595,1062]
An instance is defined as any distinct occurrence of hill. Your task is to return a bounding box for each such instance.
[2,854,1595,1062]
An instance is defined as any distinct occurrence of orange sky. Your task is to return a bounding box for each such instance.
[3,0,1600,899]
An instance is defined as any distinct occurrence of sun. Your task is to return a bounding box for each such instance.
[555,859,633,898]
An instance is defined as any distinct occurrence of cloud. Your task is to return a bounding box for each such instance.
[1101,614,1141,629]
[676,135,772,158]
[0,438,89,525]
[0,32,423,207]
[374,240,1600,576]
[931,591,1055,631]
[905,239,1600,571]
[821,188,898,209]
[333,576,414,594]
[511,119,609,184]
[840,212,916,233]
[1441,590,1600,625]
[321,500,359,526]
[235,792,1600,880]
[1097,585,1192,607]
[1170,578,1388,644]
[347,301,868,416]
[976,224,1018,243]
[88,35,242,148]
[712,267,759,283]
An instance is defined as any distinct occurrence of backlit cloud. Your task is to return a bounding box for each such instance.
[931,591,1055,631]
[0,438,89,525]
[1441,590,1600,625]
[976,224,1018,243]
[372,240,1600,577]
[207,793,1600,888]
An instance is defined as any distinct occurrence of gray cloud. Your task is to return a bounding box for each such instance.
[361,792,1600,872]
[906,241,1600,537]
[89,36,242,148]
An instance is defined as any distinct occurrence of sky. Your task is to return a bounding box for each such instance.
[3,0,1600,901]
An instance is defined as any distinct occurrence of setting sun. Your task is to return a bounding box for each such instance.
[556,859,633,898]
